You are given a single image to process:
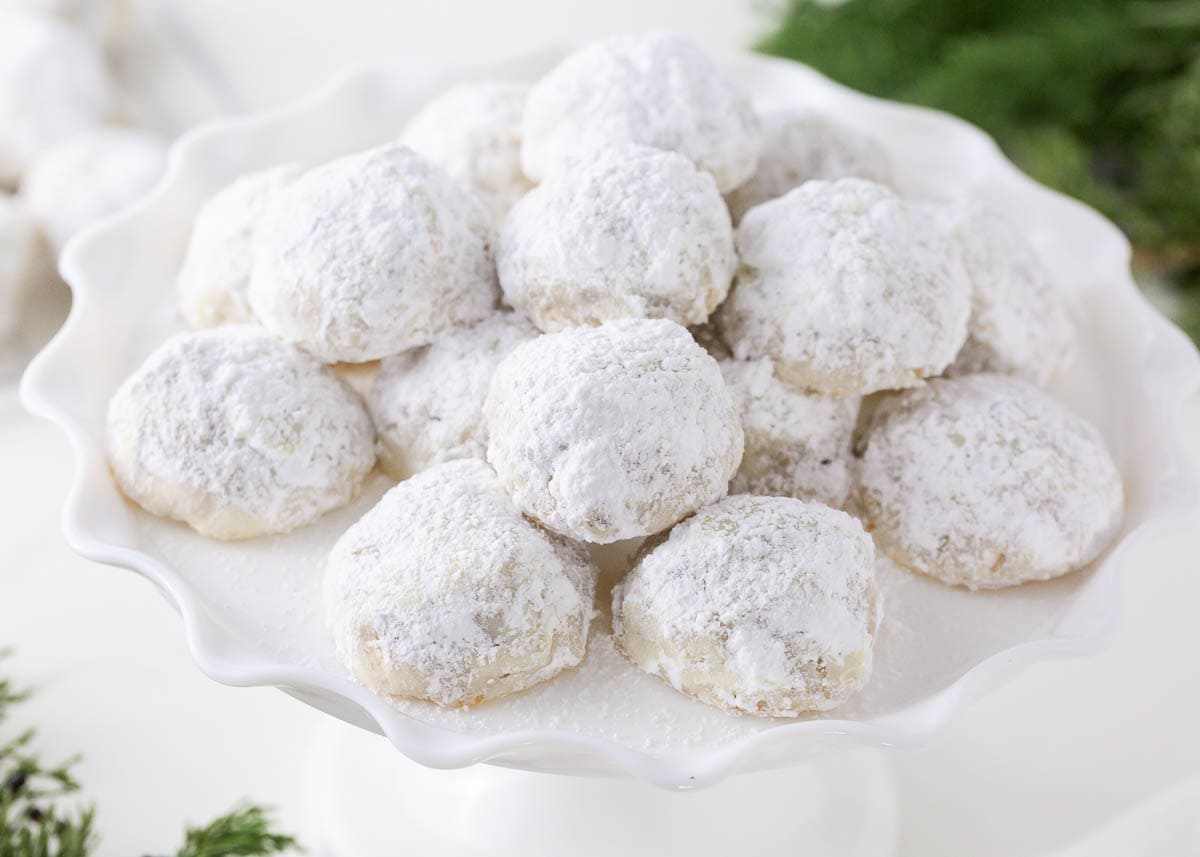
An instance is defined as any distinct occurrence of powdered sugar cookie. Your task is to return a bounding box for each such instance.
[0,11,112,185]
[946,205,1073,386]
[325,458,596,707]
[250,143,498,363]
[178,164,300,328]
[857,374,1124,589]
[715,178,971,396]
[0,193,42,339]
[106,327,376,539]
[401,80,532,225]
[369,312,537,480]
[721,357,859,507]
[484,318,743,543]
[725,108,892,223]
[498,144,735,331]
[613,494,879,717]
[522,32,761,192]
[23,126,166,251]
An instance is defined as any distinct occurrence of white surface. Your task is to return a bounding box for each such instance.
[3,0,1200,852]
[305,719,897,856]
[1042,776,1200,857]
[22,49,1194,788]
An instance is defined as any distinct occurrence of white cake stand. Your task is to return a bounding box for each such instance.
[19,48,1200,854]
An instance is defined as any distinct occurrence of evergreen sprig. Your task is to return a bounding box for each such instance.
[0,653,96,857]
[170,806,298,857]
[758,0,1200,328]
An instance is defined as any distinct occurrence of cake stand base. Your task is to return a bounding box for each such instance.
[303,720,899,857]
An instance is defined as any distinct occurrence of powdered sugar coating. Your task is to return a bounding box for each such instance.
[178,164,300,328]
[715,178,971,396]
[22,126,165,252]
[946,205,1074,386]
[369,312,538,480]
[0,11,112,185]
[106,327,376,539]
[720,357,859,507]
[249,143,499,363]
[522,32,761,192]
[725,108,892,224]
[484,318,744,544]
[498,144,736,331]
[858,374,1124,589]
[0,193,41,339]
[325,458,597,707]
[613,494,879,717]
[401,80,533,225]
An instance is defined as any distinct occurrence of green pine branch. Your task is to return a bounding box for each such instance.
[0,651,96,857]
[757,0,1200,271]
[171,806,298,857]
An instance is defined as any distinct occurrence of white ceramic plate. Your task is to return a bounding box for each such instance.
[20,49,1200,788]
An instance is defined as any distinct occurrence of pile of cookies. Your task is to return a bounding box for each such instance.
[0,1,167,342]
[105,32,1124,719]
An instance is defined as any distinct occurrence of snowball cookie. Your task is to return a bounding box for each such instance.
[106,327,376,540]
[23,126,166,252]
[325,458,597,707]
[401,80,533,225]
[522,32,761,192]
[0,11,112,186]
[499,144,735,331]
[178,164,300,328]
[715,178,971,396]
[858,374,1124,589]
[725,108,892,224]
[0,194,42,339]
[721,358,859,507]
[613,495,880,717]
[946,206,1073,386]
[369,312,538,480]
[484,318,744,544]
[250,143,499,363]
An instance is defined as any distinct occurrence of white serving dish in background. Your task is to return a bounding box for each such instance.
[20,49,1200,789]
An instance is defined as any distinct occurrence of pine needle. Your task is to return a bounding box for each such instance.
[173,806,298,857]
[0,651,97,857]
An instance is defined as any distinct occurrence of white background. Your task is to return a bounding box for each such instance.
[3,1,1200,853]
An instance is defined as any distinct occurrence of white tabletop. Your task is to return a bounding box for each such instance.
[4,2,1200,853]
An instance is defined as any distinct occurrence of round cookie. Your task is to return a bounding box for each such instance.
[521,32,761,192]
[857,374,1124,589]
[401,80,533,225]
[725,107,892,224]
[249,143,498,363]
[720,357,859,507]
[178,164,300,328]
[946,205,1073,386]
[106,326,376,539]
[484,318,744,544]
[0,193,42,340]
[368,312,538,480]
[22,126,166,252]
[613,494,880,717]
[0,10,112,185]
[714,178,971,396]
[498,144,735,331]
[325,458,597,708]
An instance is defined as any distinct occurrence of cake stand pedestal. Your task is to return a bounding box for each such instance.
[303,719,899,857]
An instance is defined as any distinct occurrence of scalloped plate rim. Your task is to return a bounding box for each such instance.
[18,49,1200,789]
